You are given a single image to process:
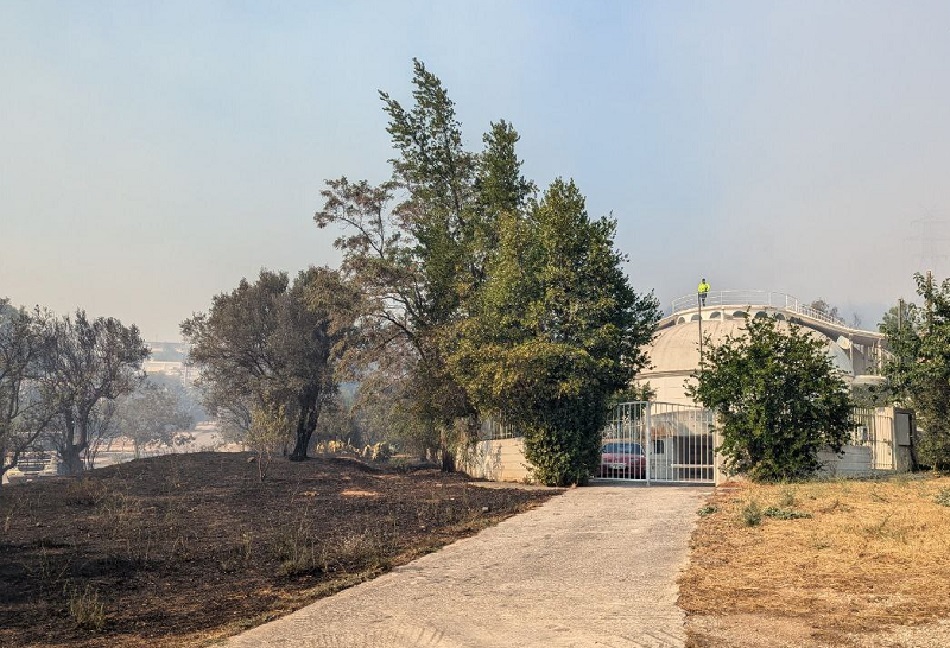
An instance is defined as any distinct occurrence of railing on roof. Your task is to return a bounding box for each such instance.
[670,290,846,326]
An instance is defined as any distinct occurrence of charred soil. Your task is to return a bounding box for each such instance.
[0,452,559,647]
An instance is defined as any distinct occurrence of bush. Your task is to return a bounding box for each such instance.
[690,316,853,481]
[742,501,762,527]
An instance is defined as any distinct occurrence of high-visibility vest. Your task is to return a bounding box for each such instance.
[698,282,710,294]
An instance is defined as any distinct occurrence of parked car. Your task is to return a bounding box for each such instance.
[600,442,646,477]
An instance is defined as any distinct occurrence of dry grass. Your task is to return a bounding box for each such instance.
[680,475,950,646]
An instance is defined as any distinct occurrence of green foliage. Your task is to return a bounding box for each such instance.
[935,487,950,507]
[449,180,659,486]
[316,61,658,482]
[182,267,359,462]
[762,506,812,520]
[690,316,853,481]
[697,505,718,516]
[741,500,762,526]
[881,273,950,469]
[317,60,488,465]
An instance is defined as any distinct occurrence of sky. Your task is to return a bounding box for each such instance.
[2,1,950,341]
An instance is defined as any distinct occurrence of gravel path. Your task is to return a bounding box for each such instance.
[226,484,711,648]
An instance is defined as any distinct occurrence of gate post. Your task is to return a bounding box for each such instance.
[645,401,652,485]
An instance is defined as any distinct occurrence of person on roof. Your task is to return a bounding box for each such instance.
[698,278,710,306]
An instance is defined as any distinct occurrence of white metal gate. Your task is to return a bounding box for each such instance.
[599,401,716,484]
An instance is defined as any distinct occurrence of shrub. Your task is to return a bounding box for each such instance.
[742,501,762,527]
[689,316,853,481]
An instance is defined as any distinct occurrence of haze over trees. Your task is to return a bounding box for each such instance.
[0,301,55,482]
[316,59,659,484]
[882,273,950,469]
[0,300,154,480]
[40,310,150,476]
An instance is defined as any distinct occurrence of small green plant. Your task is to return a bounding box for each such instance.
[698,505,718,517]
[67,584,106,631]
[763,506,812,520]
[742,501,762,527]
[935,488,950,507]
[778,488,797,508]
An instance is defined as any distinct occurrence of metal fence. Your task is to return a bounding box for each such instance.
[670,290,847,326]
[599,401,717,484]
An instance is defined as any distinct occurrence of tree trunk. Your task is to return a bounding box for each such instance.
[440,445,456,472]
[62,445,84,476]
[289,400,322,462]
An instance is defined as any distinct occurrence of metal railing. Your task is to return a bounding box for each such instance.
[670,290,846,326]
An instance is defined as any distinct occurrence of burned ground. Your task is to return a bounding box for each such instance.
[0,452,559,647]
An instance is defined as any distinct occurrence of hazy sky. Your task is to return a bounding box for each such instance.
[3,1,949,341]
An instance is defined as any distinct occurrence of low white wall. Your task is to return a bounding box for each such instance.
[460,438,532,483]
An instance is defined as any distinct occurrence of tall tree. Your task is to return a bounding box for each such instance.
[881,273,950,468]
[449,179,660,486]
[41,310,150,475]
[318,61,479,468]
[316,63,541,470]
[689,316,853,481]
[182,267,358,461]
[0,300,55,483]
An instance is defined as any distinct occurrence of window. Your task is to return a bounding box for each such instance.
[654,439,665,454]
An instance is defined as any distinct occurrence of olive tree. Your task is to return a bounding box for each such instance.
[0,300,55,483]
[41,310,149,476]
[182,267,359,461]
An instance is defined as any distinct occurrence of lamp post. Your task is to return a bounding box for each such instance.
[697,292,704,366]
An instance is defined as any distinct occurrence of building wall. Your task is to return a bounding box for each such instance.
[461,438,532,483]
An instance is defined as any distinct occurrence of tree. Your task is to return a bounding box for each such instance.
[317,60,497,470]
[41,310,149,476]
[0,300,55,483]
[113,381,194,459]
[689,316,853,481]
[81,399,119,470]
[881,273,950,468]
[448,179,660,486]
[182,267,358,461]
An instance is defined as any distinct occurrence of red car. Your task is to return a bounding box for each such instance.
[600,442,646,478]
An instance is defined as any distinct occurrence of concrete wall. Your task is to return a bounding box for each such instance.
[817,445,874,477]
[460,438,532,483]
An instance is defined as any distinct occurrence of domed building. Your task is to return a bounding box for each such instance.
[637,290,887,405]
[462,290,913,484]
